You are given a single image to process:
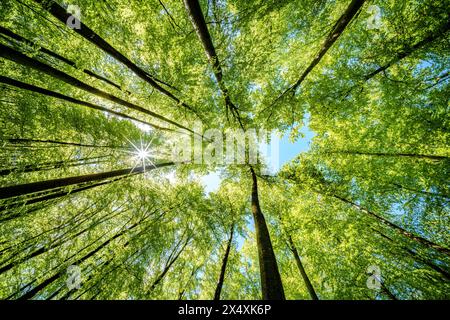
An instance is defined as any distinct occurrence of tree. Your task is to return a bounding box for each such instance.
[0,0,448,300]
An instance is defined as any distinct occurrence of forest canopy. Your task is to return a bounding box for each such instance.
[0,0,449,300]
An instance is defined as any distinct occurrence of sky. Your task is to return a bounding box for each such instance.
[200,119,315,193]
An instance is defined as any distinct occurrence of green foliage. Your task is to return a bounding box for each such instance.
[0,0,448,300]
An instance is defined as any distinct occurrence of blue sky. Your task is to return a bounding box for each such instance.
[278,125,315,168]
[200,119,315,193]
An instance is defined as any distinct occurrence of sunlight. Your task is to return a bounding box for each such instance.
[136,149,150,161]
[124,136,156,172]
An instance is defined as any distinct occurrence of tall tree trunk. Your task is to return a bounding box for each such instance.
[178,264,201,300]
[380,282,398,300]
[0,177,126,220]
[0,156,109,176]
[286,235,319,300]
[250,167,285,300]
[17,217,147,299]
[276,0,366,100]
[0,26,126,92]
[0,205,128,274]
[391,183,449,200]
[33,0,202,119]
[0,162,174,200]
[183,0,243,127]
[4,138,125,149]
[0,45,194,134]
[327,150,449,161]
[0,75,171,131]
[148,237,190,293]
[372,228,450,280]
[364,20,450,80]
[329,193,450,255]
[214,222,235,300]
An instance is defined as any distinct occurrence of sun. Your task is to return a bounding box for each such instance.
[136,149,150,161]
[124,136,156,173]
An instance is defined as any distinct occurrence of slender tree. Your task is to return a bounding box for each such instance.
[213,222,234,300]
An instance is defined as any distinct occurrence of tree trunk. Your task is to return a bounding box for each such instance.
[327,150,449,161]
[278,0,366,99]
[250,167,285,300]
[380,282,398,300]
[0,204,128,275]
[391,183,449,200]
[0,177,127,221]
[0,162,174,200]
[330,193,450,255]
[4,138,125,149]
[0,156,109,176]
[372,228,450,280]
[364,20,450,80]
[17,217,145,299]
[287,235,319,300]
[183,0,243,127]
[33,0,202,119]
[0,45,194,133]
[214,222,235,300]
[148,237,190,293]
[0,26,125,92]
[0,75,171,131]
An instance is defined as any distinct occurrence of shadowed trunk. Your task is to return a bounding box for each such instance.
[372,228,450,281]
[0,176,127,221]
[250,167,285,300]
[381,282,398,300]
[287,235,319,300]
[0,75,169,131]
[327,150,449,161]
[0,45,194,134]
[276,0,366,100]
[0,162,174,200]
[17,218,143,299]
[148,237,190,293]
[33,0,202,119]
[364,20,450,80]
[214,222,235,300]
[391,183,449,200]
[0,26,126,92]
[4,138,125,149]
[329,193,450,255]
[0,203,129,275]
[0,156,109,176]
[183,0,243,127]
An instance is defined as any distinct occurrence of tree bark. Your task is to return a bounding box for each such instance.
[4,138,125,149]
[364,20,450,81]
[0,177,126,221]
[213,222,235,300]
[0,26,126,92]
[17,217,146,299]
[0,156,109,176]
[0,204,128,275]
[148,237,190,293]
[276,0,366,100]
[0,162,174,200]
[330,193,450,255]
[372,228,450,280]
[0,45,194,133]
[250,167,285,300]
[327,150,449,161]
[33,0,201,118]
[183,0,243,127]
[287,235,319,300]
[0,75,172,132]
[391,183,449,200]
